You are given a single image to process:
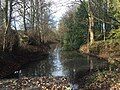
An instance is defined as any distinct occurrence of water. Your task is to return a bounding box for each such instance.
[16,44,110,89]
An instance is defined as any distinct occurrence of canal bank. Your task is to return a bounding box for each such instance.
[0,44,49,79]
[9,44,116,89]
[0,44,119,89]
[80,40,120,89]
[80,40,120,67]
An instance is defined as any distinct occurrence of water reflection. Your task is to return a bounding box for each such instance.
[52,47,64,76]
[18,44,109,88]
[88,56,94,72]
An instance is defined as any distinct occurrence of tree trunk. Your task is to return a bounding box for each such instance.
[89,13,94,45]
[3,0,13,52]
[9,0,13,28]
[3,0,8,51]
[4,0,8,26]
[35,0,40,44]
[88,0,94,45]
[9,0,14,51]
[23,0,27,33]
[0,0,1,8]
[39,0,44,42]
[39,0,43,43]
[30,0,34,31]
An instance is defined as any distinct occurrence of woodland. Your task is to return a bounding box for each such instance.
[0,0,119,90]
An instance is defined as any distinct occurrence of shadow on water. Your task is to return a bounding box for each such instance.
[10,44,115,89]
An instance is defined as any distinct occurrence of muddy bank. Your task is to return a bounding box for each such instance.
[0,44,49,79]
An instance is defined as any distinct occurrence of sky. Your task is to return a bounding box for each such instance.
[50,0,77,28]
[12,0,77,30]
[51,0,76,20]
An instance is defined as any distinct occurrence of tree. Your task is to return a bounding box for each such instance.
[59,1,88,50]
[3,0,8,51]
[30,0,35,31]
[88,0,94,45]
[2,0,17,51]
[0,0,56,48]
[108,0,120,28]
[0,0,3,27]
[9,0,13,28]
[22,0,27,32]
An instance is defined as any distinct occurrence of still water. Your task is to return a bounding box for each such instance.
[17,44,110,88]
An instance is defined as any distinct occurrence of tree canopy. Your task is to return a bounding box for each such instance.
[59,0,120,50]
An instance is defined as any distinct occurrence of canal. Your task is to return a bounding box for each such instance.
[17,44,110,89]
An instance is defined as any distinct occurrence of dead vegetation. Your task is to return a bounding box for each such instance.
[80,40,120,67]
[84,71,120,90]
[0,76,70,90]
[0,30,50,78]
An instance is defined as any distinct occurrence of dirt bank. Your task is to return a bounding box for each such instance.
[0,44,49,78]
[80,40,120,90]
[80,40,120,67]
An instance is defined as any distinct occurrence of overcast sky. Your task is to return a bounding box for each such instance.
[51,0,76,20]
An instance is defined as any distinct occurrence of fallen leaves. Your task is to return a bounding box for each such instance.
[84,71,120,90]
[0,76,70,90]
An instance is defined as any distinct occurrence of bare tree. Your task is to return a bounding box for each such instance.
[22,0,27,33]
[3,0,14,51]
[30,0,35,31]
[9,0,13,27]
[3,0,8,51]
